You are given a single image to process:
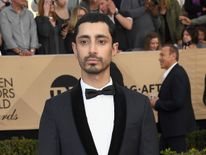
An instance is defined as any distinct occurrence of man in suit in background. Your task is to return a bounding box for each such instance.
[150,45,196,153]
[38,13,159,155]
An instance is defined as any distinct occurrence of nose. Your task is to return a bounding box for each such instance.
[89,42,97,54]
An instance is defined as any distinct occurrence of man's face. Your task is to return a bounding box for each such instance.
[72,22,118,75]
[198,30,205,42]
[99,0,109,14]
[159,46,175,69]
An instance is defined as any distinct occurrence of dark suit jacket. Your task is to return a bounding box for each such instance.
[38,82,159,155]
[155,64,196,138]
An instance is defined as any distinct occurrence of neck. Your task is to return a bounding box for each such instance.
[81,71,111,88]
[167,61,177,69]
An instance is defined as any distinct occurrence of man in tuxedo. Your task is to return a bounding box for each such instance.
[150,45,196,153]
[38,13,159,155]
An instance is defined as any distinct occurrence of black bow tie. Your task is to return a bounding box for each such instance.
[85,85,115,99]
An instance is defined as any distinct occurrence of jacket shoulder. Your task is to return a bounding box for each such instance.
[45,90,71,107]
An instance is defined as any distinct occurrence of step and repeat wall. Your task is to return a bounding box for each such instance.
[0,49,206,130]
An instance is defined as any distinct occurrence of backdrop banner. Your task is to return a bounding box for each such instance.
[0,49,206,130]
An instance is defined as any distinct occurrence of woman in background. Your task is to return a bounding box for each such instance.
[64,6,88,53]
[181,26,197,49]
[144,32,161,51]
[158,0,184,45]
[35,0,67,54]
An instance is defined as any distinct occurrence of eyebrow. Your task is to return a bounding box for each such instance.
[77,34,110,40]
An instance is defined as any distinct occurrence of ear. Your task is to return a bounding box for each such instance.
[112,42,119,56]
[72,42,78,57]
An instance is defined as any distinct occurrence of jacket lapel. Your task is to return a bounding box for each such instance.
[70,82,98,155]
[70,82,126,155]
[108,83,126,155]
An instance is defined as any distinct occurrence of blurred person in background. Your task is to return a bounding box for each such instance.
[0,0,10,55]
[184,0,206,19]
[64,5,88,53]
[144,32,161,51]
[180,26,197,49]
[35,0,69,54]
[177,0,185,8]
[98,0,133,51]
[150,44,196,153]
[0,0,10,11]
[55,0,70,24]
[195,25,206,48]
[55,0,71,40]
[80,0,99,13]
[119,0,160,50]
[31,0,39,12]
[158,0,185,46]
[180,14,206,26]
[0,0,38,55]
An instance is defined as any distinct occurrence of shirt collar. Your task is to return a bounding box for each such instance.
[163,62,177,79]
[81,77,113,93]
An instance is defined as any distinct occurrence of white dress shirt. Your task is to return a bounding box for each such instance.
[163,62,178,79]
[80,78,114,155]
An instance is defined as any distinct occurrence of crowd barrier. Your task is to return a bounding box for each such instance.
[0,49,206,130]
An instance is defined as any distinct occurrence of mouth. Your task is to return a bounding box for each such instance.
[86,57,100,65]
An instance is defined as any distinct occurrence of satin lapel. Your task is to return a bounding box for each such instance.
[108,83,126,155]
[70,82,98,155]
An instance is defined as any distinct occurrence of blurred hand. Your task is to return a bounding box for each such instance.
[179,16,192,25]
[60,22,69,39]
[149,96,158,108]
[20,50,34,56]
[145,0,159,16]
[44,0,52,16]
[108,0,117,15]
[199,40,206,44]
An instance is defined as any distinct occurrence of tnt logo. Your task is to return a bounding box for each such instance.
[50,75,78,97]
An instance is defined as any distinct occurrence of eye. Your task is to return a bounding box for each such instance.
[97,39,107,45]
[78,39,89,46]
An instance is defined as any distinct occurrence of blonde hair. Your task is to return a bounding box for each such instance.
[68,6,88,32]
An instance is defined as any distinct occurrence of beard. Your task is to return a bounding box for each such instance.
[78,53,110,74]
